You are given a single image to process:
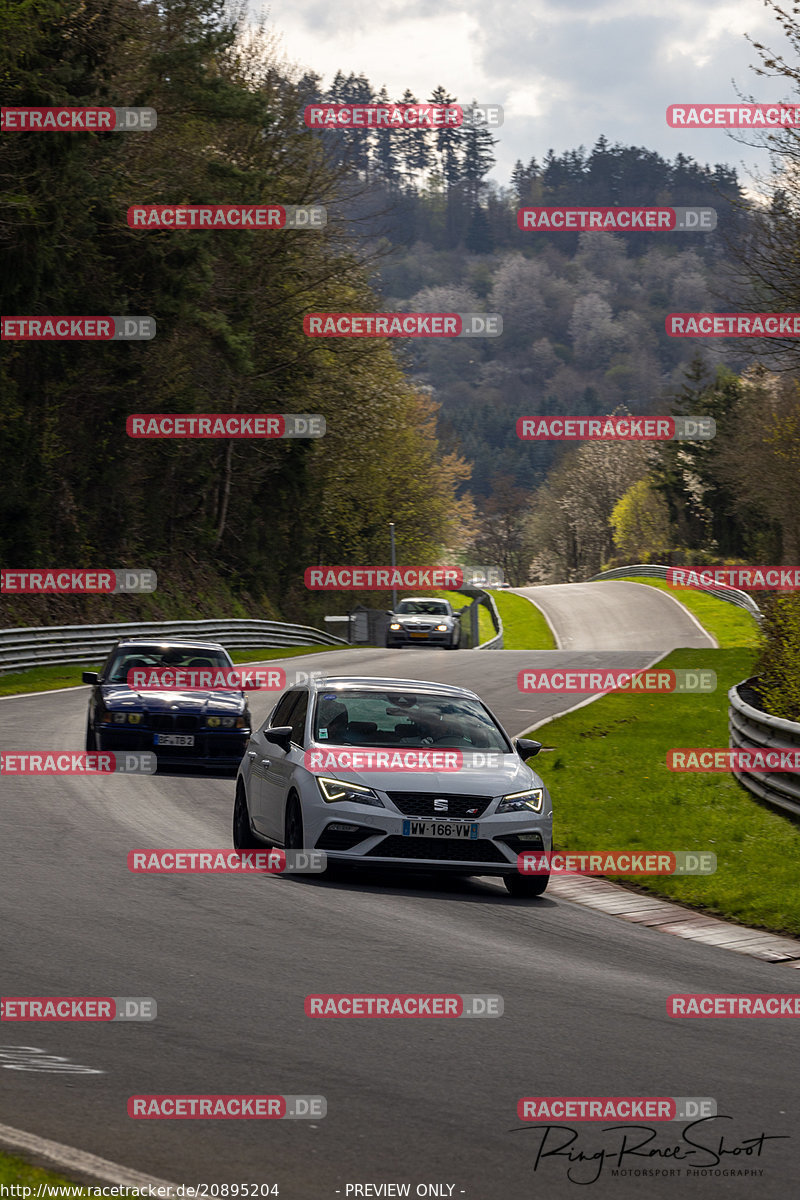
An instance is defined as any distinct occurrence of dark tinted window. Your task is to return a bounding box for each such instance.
[271,690,299,729]
[106,646,232,684]
[288,692,309,747]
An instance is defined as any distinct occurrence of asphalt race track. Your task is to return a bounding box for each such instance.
[1,583,797,1198]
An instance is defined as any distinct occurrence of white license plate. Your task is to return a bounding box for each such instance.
[154,734,195,747]
[402,820,478,839]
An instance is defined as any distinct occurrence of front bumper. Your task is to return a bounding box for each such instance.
[386,629,455,647]
[94,725,248,769]
[307,802,551,875]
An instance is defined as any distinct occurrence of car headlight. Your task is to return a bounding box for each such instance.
[112,712,143,724]
[497,788,544,813]
[390,622,401,630]
[113,712,127,724]
[236,715,250,730]
[207,716,221,727]
[436,624,448,631]
[316,777,385,807]
[127,712,143,724]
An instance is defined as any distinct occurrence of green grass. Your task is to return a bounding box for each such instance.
[526,646,800,935]
[432,589,556,648]
[488,589,557,649]
[0,645,347,697]
[433,591,495,643]
[0,1148,94,1195]
[603,576,761,649]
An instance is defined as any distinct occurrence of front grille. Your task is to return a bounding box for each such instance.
[367,836,507,863]
[387,792,493,818]
[150,714,200,733]
[316,825,384,851]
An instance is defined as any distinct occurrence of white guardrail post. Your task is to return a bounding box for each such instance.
[728,679,800,819]
[0,618,348,674]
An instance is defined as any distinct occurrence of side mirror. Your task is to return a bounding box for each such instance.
[264,725,293,752]
[515,737,542,760]
[82,671,99,685]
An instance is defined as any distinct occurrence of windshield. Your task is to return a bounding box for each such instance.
[106,647,233,684]
[395,600,449,615]
[312,689,511,750]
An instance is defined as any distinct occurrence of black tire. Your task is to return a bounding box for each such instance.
[233,782,261,849]
[504,872,549,898]
[284,794,304,850]
[85,719,95,752]
[446,633,460,650]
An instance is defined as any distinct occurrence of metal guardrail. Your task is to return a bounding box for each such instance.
[0,618,348,674]
[729,677,800,819]
[458,587,504,650]
[590,564,763,621]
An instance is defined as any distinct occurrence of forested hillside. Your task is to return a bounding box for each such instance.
[1,0,789,618]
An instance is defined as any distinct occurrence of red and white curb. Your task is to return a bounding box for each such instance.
[546,873,800,965]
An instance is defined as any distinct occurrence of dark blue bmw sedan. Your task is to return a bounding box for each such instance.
[82,639,251,771]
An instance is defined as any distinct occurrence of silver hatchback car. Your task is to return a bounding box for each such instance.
[233,675,553,897]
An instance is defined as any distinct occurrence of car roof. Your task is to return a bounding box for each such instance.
[307,676,480,700]
[111,640,228,652]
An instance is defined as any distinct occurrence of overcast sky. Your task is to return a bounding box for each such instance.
[255,0,796,191]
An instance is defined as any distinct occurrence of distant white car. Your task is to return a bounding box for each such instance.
[386,597,461,650]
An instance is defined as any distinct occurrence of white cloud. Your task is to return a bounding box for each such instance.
[256,0,795,186]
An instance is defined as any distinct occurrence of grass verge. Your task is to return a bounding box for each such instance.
[0,645,348,698]
[603,576,761,649]
[526,646,800,936]
[489,590,557,650]
[0,1148,93,1195]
